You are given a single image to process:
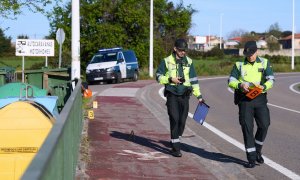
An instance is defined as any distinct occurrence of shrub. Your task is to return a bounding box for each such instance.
[204,46,224,59]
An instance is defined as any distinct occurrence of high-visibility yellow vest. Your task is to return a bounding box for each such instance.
[163,55,192,86]
[229,57,274,92]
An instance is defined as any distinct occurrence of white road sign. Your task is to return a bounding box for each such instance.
[56,28,65,45]
[15,39,55,57]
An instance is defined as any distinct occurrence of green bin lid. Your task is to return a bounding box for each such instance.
[0,67,15,73]
[0,82,47,99]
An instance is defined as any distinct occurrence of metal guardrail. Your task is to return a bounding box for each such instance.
[21,79,83,180]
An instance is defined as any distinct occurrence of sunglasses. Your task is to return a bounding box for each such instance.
[176,48,186,52]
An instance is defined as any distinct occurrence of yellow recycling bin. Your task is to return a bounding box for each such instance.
[0,101,55,180]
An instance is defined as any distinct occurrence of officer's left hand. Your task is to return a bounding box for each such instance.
[258,85,264,90]
[199,98,205,104]
[253,83,264,90]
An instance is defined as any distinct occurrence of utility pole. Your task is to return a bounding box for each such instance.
[291,0,295,70]
[208,24,211,47]
[149,0,154,77]
[72,0,81,80]
[219,13,223,49]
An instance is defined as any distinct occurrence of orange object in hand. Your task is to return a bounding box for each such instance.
[246,86,262,99]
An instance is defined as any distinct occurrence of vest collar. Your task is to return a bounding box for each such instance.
[243,56,262,65]
[171,53,188,65]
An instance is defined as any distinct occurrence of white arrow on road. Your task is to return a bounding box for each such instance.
[118,150,169,160]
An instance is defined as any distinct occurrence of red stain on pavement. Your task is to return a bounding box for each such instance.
[86,93,216,179]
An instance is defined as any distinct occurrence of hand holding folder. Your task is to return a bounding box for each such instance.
[193,102,210,125]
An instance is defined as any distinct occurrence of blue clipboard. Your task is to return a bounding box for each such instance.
[193,102,210,125]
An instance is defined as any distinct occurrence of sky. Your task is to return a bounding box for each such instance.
[0,0,299,42]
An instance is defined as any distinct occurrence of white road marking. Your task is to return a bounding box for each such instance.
[118,150,169,160]
[158,75,300,179]
[99,88,139,97]
[289,82,300,95]
[188,112,300,180]
[198,76,228,81]
[268,104,300,114]
[227,87,300,114]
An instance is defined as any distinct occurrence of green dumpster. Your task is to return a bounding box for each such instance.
[25,68,70,89]
[0,71,6,86]
[0,67,16,86]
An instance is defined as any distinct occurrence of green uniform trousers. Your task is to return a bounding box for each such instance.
[166,92,190,151]
[238,93,270,162]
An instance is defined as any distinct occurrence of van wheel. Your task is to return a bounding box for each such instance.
[132,72,138,81]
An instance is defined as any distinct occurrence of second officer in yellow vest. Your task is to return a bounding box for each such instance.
[156,38,204,157]
[228,41,275,168]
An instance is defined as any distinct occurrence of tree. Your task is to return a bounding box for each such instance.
[47,0,195,70]
[266,36,280,52]
[227,29,248,39]
[0,0,61,58]
[0,0,61,19]
[17,34,29,39]
[240,32,259,46]
[0,28,14,56]
[267,22,282,38]
[265,23,282,51]
[46,2,72,68]
[281,31,292,38]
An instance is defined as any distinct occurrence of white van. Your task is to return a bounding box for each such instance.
[86,47,139,84]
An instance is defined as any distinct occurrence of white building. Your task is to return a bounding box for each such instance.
[187,36,206,50]
[187,35,221,51]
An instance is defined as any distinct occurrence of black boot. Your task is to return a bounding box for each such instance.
[170,148,182,157]
[256,152,264,164]
[244,161,256,168]
[170,142,181,157]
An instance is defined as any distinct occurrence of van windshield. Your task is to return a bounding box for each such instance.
[90,52,118,64]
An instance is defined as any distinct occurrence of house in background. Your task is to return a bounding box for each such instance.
[187,36,206,50]
[224,37,241,49]
[224,40,239,49]
[187,33,300,51]
[187,35,222,51]
[208,36,222,48]
[223,36,270,49]
[257,39,268,49]
[279,33,300,49]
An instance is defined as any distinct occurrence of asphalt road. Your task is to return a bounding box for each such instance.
[89,72,300,180]
[187,73,300,180]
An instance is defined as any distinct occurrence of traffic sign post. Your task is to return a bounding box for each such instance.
[15,39,55,57]
[15,39,55,83]
[56,28,65,68]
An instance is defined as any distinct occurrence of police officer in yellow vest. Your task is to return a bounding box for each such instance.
[156,38,204,157]
[228,41,275,168]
